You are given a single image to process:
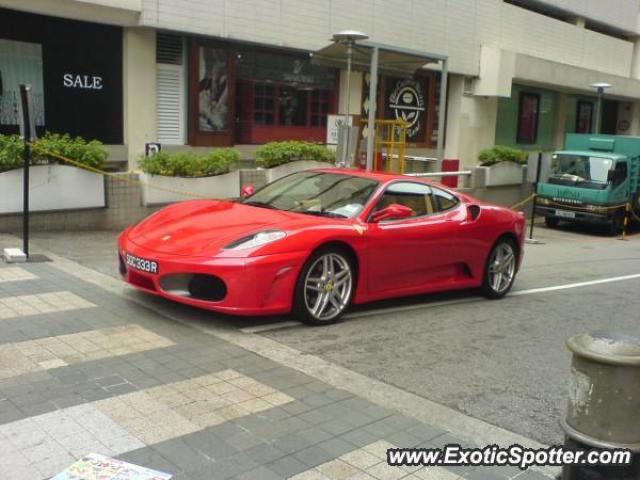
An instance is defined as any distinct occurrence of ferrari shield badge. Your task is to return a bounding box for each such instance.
[353,225,365,236]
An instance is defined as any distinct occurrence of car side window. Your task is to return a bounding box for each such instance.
[372,182,435,218]
[431,186,459,212]
[613,162,627,188]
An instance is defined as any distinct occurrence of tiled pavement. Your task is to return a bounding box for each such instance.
[0,263,554,480]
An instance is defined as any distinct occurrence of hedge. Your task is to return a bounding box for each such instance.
[138,148,240,177]
[0,133,108,173]
[478,145,528,166]
[255,141,335,168]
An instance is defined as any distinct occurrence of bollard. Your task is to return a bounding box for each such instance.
[561,331,640,479]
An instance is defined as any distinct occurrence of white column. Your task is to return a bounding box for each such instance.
[338,69,363,115]
[123,28,156,169]
[444,75,498,170]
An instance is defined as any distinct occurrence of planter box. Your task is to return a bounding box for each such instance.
[263,160,333,183]
[0,164,105,215]
[473,163,526,187]
[140,170,240,206]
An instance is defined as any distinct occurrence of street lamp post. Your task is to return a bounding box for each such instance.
[332,30,369,167]
[590,82,612,134]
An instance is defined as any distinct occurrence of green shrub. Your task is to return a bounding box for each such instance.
[139,148,240,177]
[255,141,335,168]
[478,145,527,166]
[0,132,108,173]
[0,135,24,173]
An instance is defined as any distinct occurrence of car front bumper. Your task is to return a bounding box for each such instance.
[117,232,307,316]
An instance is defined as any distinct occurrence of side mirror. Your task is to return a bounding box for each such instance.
[241,185,254,198]
[371,203,414,222]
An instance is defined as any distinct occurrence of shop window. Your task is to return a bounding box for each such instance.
[198,46,229,132]
[253,83,275,125]
[575,101,593,134]
[0,39,45,127]
[516,92,540,144]
[278,86,307,126]
[311,89,330,127]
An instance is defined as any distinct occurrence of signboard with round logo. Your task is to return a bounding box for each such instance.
[387,79,426,141]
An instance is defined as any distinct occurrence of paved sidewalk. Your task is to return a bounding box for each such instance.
[0,256,555,479]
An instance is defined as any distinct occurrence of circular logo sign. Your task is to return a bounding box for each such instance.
[388,80,425,138]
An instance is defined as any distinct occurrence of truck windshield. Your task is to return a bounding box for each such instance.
[548,154,613,189]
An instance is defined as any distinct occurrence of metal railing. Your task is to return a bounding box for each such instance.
[405,170,472,178]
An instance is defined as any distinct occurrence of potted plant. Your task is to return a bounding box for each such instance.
[0,133,107,214]
[138,148,240,206]
[474,145,528,187]
[255,141,335,182]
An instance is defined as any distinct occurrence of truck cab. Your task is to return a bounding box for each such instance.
[535,134,639,235]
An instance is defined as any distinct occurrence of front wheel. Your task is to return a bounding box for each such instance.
[292,249,354,325]
[481,239,517,299]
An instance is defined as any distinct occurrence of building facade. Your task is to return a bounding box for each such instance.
[2,0,640,169]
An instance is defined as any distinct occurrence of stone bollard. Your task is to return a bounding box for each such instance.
[561,330,640,479]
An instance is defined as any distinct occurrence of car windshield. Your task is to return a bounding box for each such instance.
[548,154,613,189]
[241,171,379,218]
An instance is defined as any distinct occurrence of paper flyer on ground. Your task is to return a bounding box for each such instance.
[52,453,172,480]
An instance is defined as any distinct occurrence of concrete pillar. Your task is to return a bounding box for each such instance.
[444,75,498,169]
[631,36,640,80]
[338,69,363,115]
[629,101,640,136]
[123,28,156,169]
[553,92,568,149]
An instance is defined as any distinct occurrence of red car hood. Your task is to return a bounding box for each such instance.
[128,199,297,256]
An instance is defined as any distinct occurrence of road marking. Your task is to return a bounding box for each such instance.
[0,291,95,319]
[0,369,293,480]
[0,267,37,283]
[510,273,640,296]
[240,320,301,333]
[0,325,174,380]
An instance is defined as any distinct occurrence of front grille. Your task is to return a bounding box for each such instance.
[159,273,227,302]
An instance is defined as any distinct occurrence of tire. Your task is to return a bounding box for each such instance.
[608,210,624,236]
[481,238,518,299]
[545,216,560,228]
[292,247,354,325]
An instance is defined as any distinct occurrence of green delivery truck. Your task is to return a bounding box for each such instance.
[535,133,640,235]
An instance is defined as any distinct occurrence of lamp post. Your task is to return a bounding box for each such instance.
[590,82,612,134]
[332,30,369,167]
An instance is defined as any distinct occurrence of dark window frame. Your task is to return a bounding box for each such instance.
[575,100,593,134]
[516,91,540,144]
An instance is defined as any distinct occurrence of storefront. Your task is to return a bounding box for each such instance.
[0,8,123,144]
[177,38,338,147]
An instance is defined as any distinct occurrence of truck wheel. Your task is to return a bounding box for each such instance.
[545,216,559,228]
[609,210,624,236]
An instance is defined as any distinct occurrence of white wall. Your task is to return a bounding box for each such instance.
[138,0,636,79]
[534,0,640,33]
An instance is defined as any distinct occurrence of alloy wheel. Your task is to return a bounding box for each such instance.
[303,253,353,321]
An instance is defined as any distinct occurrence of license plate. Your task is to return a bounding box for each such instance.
[125,253,158,274]
[555,209,575,219]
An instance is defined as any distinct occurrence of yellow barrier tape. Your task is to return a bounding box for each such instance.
[509,193,536,210]
[28,145,213,200]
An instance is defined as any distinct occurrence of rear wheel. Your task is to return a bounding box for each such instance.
[481,238,517,299]
[545,216,560,228]
[292,248,354,325]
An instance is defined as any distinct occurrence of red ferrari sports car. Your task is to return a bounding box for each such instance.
[118,169,525,324]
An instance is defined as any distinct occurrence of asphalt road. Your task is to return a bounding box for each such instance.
[18,222,640,445]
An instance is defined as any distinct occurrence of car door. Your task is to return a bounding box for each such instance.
[365,181,462,295]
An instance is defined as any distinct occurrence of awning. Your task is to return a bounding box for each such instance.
[312,40,448,170]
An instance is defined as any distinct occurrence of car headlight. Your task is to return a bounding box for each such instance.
[537,197,550,205]
[224,230,286,250]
